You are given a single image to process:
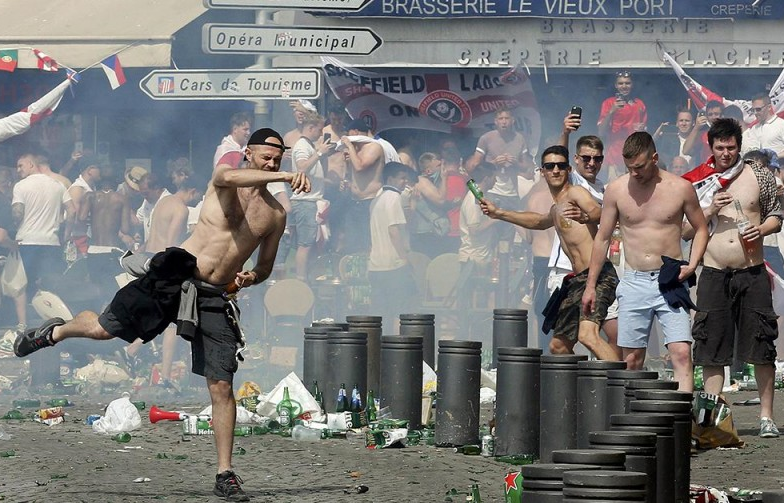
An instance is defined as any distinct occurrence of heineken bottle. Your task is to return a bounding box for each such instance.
[454,445,481,455]
[366,390,377,422]
[336,383,349,413]
[350,384,362,412]
[313,381,325,415]
[468,483,482,502]
[277,387,294,428]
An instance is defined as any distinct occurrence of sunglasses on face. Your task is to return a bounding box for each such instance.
[753,107,766,112]
[579,155,605,164]
[542,162,570,171]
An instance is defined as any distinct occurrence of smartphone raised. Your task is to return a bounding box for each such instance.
[323,132,332,143]
[570,106,582,130]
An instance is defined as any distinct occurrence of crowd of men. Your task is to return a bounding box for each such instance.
[4,74,784,446]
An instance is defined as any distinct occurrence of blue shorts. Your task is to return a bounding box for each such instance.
[290,200,318,248]
[616,269,693,349]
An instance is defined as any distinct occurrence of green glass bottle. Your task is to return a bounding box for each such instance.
[336,383,348,413]
[453,445,481,455]
[112,432,132,443]
[12,399,41,409]
[2,410,24,420]
[365,390,377,423]
[48,398,70,407]
[277,387,294,428]
[313,381,325,415]
[468,483,482,502]
[234,425,252,437]
[467,179,483,200]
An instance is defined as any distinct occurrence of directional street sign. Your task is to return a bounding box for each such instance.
[138,69,321,100]
[203,0,371,11]
[202,24,382,56]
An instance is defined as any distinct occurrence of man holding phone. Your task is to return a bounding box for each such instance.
[291,113,334,280]
[597,70,647,179]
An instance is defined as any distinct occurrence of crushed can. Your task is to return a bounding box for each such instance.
[38,407,64,420]
[503,471,522,503]
[481,434,495,457]
[182,416,214,435]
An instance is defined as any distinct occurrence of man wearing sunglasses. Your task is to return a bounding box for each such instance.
[742,93,784,160]
[557,112,621,358]
[481,145,619,360]
[583,132,708,392]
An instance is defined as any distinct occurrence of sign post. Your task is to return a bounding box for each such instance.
[202,24,382,55]
[138,69,321,100]
[203,0,370,10]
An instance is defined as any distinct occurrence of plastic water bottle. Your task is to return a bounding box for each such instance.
[291,425,323,442]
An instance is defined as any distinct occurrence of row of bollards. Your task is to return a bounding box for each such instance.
[302,310,693,503]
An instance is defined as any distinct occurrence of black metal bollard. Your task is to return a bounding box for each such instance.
[346,315,382,396]
[435,340,482,447]
[563,470,648,502]
[551,449,626,470]
[495,347,542,457]
[521,463,605,503]
[491,309,528,368]
[605,370,659,422]
[311,321,349,330]
[325,331,367,413]
[399,313,435,369]
[611,414,675,503]
[540,355,588,462]
[303,325,344,392]
[764,491,784,503]
[576,360,627,448]
[380,335,423,430]
[624,379,678,413]
[588,431,657,503]
[629,398,693,503]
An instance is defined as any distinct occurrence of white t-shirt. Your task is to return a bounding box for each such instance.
[13,173,69,245]
[743,115,784,155]
[136,189,172,243]
[69,174,93,237]
[458,191,495,264]
[368,188,407,272]
[291,137,324,201]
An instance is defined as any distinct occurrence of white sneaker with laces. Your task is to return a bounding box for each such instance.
[760,417,780,438]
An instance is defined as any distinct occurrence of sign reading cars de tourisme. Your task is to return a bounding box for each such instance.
[203,0,371,10]
[138,69,321,100]
[202,24,382,56]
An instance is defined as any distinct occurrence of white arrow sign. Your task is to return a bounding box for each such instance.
[203,0,370,11]
[202,24,382,56]
[138,69,321,100]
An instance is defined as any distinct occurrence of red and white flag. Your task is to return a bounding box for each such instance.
[321,56,541,153]
[662,51,753,123]
[33,49,59,72]
[0,79,72,142]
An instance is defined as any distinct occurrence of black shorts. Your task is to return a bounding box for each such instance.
[190,294,241,382]
[692,265,778,366]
